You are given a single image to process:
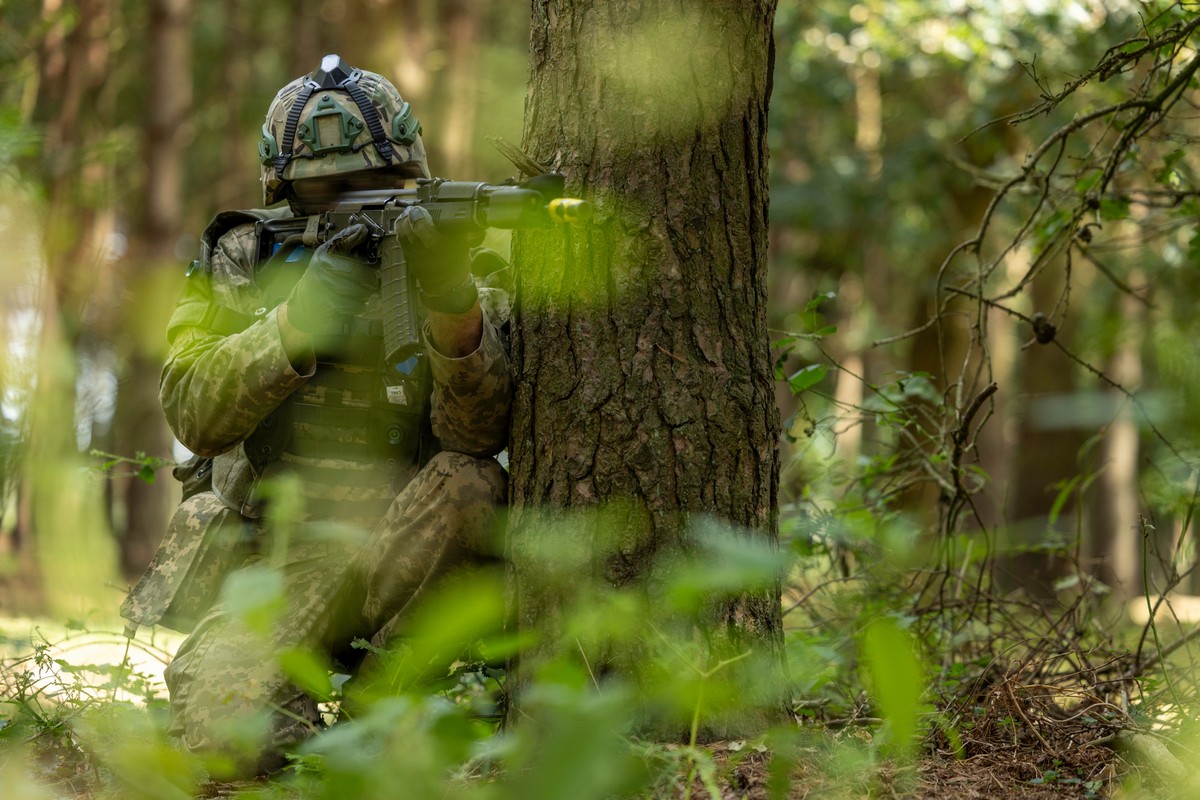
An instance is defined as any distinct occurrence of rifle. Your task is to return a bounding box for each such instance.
[258,173,589,368]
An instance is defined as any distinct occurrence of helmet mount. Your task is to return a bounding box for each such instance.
[312,53,356,88]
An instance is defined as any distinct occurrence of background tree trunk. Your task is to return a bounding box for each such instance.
[506,0,784,737]
[430,0,479,177]
[997,271,1087,603]
[5,0,120,614]
[1090,275,1145,599]
[113,0,192,578]
[212,0,255,211]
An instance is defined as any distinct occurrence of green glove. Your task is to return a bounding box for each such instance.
[286,223,378,334]
[396,206,477,313]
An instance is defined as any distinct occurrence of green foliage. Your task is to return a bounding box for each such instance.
[768,2,1200,779]
[859,616,928,760]
[7,0,1200,797]
[0,509,946,799]
[220,566,286,637]
[87,451,174,485]
[0,107,40,172]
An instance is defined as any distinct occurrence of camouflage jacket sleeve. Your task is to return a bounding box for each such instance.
[423,287,512,458]
[160,223,314,458]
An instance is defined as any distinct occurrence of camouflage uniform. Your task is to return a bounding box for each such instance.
[121,212,511,777]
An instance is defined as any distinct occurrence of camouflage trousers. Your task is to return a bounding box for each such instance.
[163,451,507,778]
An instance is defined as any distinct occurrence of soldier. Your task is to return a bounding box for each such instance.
[120,54,510,777]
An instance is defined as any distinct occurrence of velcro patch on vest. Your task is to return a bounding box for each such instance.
[386,384,409,405]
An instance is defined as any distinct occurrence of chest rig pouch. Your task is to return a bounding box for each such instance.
[246,236,432,519]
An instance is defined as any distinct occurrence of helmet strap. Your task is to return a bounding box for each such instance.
[340,78,395,165]
[274,56,397,181]
[274,84,315,180]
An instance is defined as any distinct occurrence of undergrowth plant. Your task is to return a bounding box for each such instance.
[8,11,1200,796]
[1,340,1198,800]
[4,273,1197,800]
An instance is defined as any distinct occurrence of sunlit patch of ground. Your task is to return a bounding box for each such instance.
[1,619,185,798]
[1,617,182,705]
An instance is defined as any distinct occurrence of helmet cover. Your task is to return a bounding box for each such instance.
[259,54,429,206]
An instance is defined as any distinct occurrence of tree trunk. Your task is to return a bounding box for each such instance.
[1090,275,1145,599]
[507,0,783,737]
[290,0,335,77]
[997,273,1086,603]
[213,0,255,211]
[113,0,192,578]
[36,0,114,329]
[7,0,118,612]
[390,0,434,114]
[432,0,479,177]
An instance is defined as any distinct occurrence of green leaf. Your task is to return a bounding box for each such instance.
[1048,475,1080,525]
[1074,171,1101,194]
[803,291,836,313]
[1035,209,1069,245]
[1156,149,1185,183]
[1099,195,1129,222]
[899,374,941,404]
[220,565,286,634]
[787,364,827,394]
[666,523,784,612]
[279,647,333,700]
[773,338,797,379]
[861,616,927,760]
[138,463,157,484]
[689,746,724,800]
[1054,572,1081,592]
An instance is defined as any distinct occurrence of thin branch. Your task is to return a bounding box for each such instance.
[1049,338,1188,465]
[1072,242,1154,308]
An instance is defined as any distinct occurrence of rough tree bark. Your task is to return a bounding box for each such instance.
[506,0,783,736]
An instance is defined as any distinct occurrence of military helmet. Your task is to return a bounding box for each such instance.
[259,54,430,206]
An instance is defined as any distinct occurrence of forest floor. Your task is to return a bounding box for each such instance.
[0,617,1164,799]
[681,727,1122,799]
[16,727,1131,800]
[19,729,1132,800]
